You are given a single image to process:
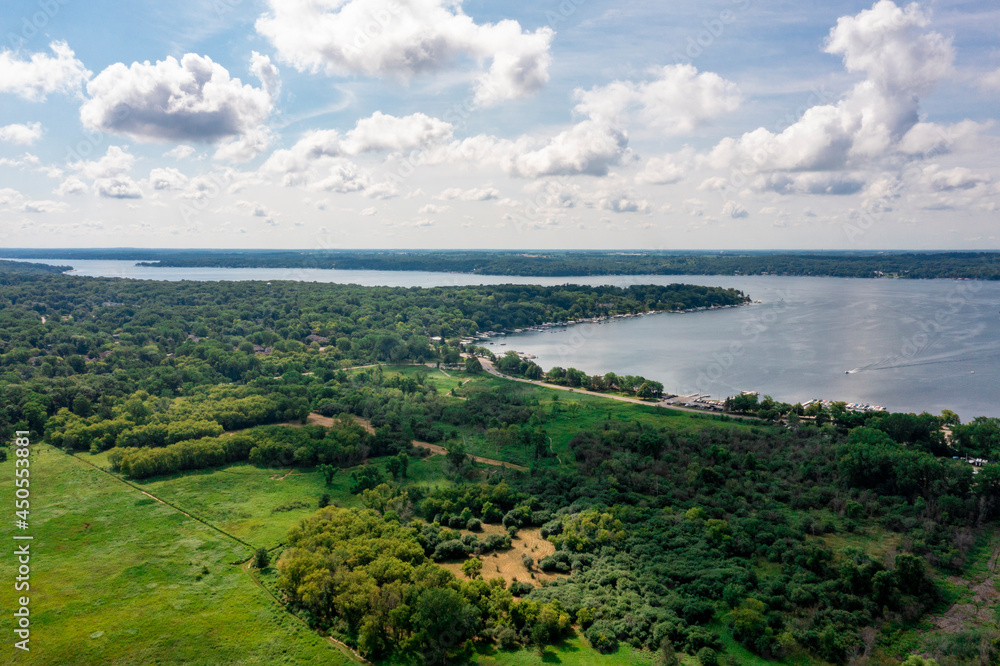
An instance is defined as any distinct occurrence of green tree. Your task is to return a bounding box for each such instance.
[253,547,269,569]
[387,452,409,480]
[531,622,548,656]
[411,587,479,665]
[461,557,483,579]
[72,395,93,417]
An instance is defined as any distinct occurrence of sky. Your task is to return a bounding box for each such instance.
[0,0,998,250]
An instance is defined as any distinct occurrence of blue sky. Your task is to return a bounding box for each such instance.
[1,0,998,249]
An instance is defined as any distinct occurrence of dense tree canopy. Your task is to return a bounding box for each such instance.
[0,260,996,664]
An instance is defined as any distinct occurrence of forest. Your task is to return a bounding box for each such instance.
[3,248,1000,279]
[1,259,999,665]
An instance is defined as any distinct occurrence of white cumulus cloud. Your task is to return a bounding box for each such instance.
[437,186,500,201]
[80,53,277,147]
[418,203,450,213]
[920,165,991,191]
[341,112,453,154]
[22,199,69,213]
[703,1,957,196]
[722,200,749,218]
[55,177,88,196]
[0,42,90,101]
[149,167,189,190]
[575,64,741,135]
[255,0,553,106]
[635,154,686,185]
[95,177,143,199]
[0,123,43,145]
[69,146,136,180]
[506,120,629,178]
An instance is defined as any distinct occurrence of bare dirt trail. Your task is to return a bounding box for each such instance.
[932,538,1000,633]
[337,414,528,471]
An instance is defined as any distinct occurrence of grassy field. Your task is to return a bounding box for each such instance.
[0,445,347,665]
[0,373,788,664]
[133,455,453,547]
[380,364,470,394]
[473,634,656,665]
[437,372,765,467]
[357,365,763,469]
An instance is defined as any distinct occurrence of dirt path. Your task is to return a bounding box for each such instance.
[139,490,168,506]
[410,440,529,472]
[473,355,760,421]
[932,538,1000,633]
[336,414,528,471]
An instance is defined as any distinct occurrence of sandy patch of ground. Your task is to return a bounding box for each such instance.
[306,413,336,428]
[439,527,564,588]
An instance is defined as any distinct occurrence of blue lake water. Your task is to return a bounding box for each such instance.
[9,258,1000,419]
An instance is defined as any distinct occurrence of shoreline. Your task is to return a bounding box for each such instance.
[3,257,998,283]
[464,301,754,345]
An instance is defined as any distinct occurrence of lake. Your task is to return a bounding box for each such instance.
[9,258,1000,419]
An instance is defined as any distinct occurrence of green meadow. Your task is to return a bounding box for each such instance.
[0,445,347,665]
[1,386,670,665]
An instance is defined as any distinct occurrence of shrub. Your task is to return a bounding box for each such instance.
[461,557,483,579]
[696,647,719,666]
[495,624,518,649]
[586,621,619,653]
[479,533,512,553]
[432,539,469,561]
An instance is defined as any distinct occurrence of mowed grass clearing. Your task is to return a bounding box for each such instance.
[474,634,655,665]
[0,445,347,665]
[438,374,766,467]
[77,451,456,548]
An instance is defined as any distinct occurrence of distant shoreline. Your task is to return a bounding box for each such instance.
[2,249,999,280]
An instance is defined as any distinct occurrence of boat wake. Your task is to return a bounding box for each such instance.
[850,346,1000,373]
